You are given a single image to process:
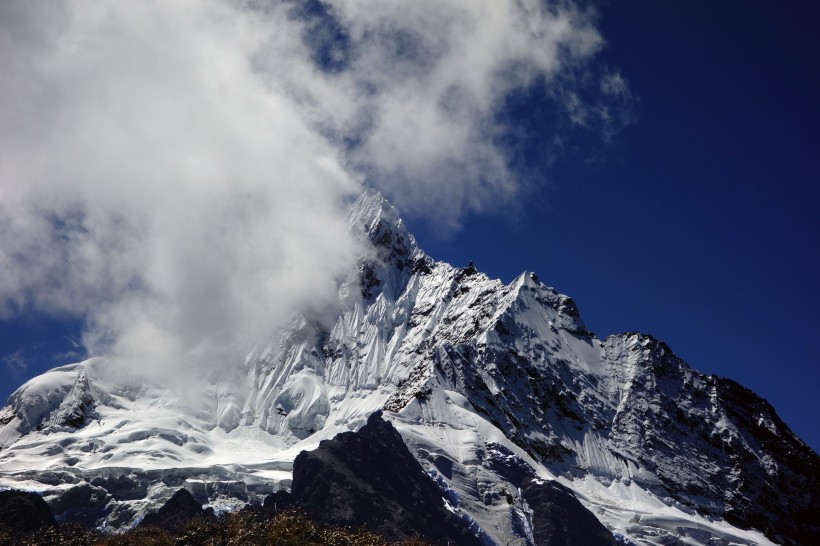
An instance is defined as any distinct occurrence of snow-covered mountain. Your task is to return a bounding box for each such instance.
[0,190,817,545]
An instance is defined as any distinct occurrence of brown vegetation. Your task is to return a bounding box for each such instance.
[0,509,432,546]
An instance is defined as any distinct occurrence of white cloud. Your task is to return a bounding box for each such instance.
[279,0,615,228]
[0,1,359,379]
[0,1,626,381]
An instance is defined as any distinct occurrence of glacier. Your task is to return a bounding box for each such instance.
[0,190,817,545]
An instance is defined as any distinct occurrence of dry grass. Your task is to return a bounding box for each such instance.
[1,509,432,546]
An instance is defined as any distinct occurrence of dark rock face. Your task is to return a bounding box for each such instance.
[290,411,482,545]
[484,443,617,546]
[522,480,618,546]
[48,482,111,528]
[139,488,207,533]
[602,334,820,546]
[89,474,148,501]
[0,490,56,536]
[439,323,819,545]
[713,377,820,545]
[54,370,97,429]
[262,489,295,513]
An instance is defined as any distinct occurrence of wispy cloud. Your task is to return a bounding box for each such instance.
[0,1,628,382]
[3,350,28,379]
[280,0,628,228]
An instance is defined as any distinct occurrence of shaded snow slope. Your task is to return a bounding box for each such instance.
[0,190,816,545]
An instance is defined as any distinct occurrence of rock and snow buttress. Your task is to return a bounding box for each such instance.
[0,190,817,545]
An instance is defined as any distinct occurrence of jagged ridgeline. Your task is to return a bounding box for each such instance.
[0,190,817,545]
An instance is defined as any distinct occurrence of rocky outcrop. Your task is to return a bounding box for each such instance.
[262,489,296,513]
[0,490,56,536]
[291,411,482,545]
[139,488,209,533]
[522,480,618,546]
[48,482,112,528]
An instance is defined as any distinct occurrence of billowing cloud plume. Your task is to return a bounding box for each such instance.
[0,0,625,379]
[275,0,616,227]
[0,1,359,379]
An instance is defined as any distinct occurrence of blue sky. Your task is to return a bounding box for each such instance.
[414,1,820,451]
[1,1,818,452]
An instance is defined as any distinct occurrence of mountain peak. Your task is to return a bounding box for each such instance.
[0,190,816,545]
[346,188,389,228]
[347,189,421,259]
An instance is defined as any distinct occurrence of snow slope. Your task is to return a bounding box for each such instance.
[0,190,816,545]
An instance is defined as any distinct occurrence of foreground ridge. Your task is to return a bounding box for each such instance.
[0,496,431,546]
[0,190,817,545]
